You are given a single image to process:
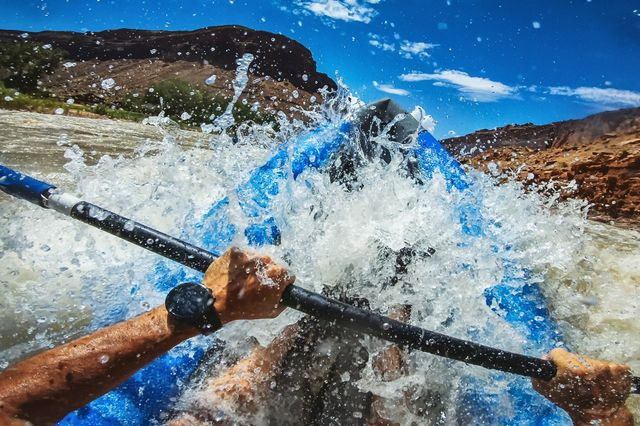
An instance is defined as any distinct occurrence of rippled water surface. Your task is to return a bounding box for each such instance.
[0,105,638,423]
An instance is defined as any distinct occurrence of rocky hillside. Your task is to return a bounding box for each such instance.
[0,26,336,117]
[443,108,640,229]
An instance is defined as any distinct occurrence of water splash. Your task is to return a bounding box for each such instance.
[205,74,217,86]
[204,53,254,133]
[0,85,637,423]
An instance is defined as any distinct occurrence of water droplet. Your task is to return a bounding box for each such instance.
[54,108,65,115]
[302,74,308,82]
[123,220,135,231]
[382,322,391,330]
[98,354,109,364]
[205,74,217,85]
[576,295,599,306]
[213,410,227,422]
[101,78,116,90]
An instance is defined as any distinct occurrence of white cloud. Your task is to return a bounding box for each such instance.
[548,86,640,107]
[296,0,380,23]
[400,70,516,102]
[399,40,438,59]
[369,38,395,51]
[367,34,436,58]
[373,81,410,96]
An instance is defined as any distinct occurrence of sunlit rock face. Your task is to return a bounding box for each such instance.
[0,26,336,117]
[442,107,640,229]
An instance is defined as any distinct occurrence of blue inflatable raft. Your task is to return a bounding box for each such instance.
[60,99,570,425]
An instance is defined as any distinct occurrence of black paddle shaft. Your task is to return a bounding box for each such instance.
[69,200,640,393]
[69,200,565,381]
[70,202,217,271]
[4,148,639,391]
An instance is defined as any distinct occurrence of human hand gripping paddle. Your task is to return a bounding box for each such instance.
[1,164,639,397]
[533,349,634,425]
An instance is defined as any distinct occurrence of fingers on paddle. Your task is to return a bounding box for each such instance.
[266,263,295,289]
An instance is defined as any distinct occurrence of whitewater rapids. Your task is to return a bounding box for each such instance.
[0,104,638,423]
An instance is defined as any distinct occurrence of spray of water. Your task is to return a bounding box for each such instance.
[205,52,255,133]
[1,79,638,423]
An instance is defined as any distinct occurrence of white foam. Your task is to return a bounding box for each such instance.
[1,88,638,421]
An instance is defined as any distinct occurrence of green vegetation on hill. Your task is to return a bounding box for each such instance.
[0,42,276,131]
[0,41,143,121]
[121,79,276,129]
[0,41,66,94]
[0,84,145,121]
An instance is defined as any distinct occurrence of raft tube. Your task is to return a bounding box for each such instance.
[413,130,569,425]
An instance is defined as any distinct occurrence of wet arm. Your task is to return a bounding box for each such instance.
[0,247,294,426]
[0,305,198,425]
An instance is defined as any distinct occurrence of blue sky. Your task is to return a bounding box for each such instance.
[2,0,640,138]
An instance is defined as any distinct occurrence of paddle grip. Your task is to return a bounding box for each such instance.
[0,164,54,206]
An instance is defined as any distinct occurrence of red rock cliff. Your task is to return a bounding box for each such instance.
[442,108,640,229]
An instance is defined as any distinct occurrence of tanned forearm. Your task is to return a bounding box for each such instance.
[0,248,295,426]
[0,306,197,425]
